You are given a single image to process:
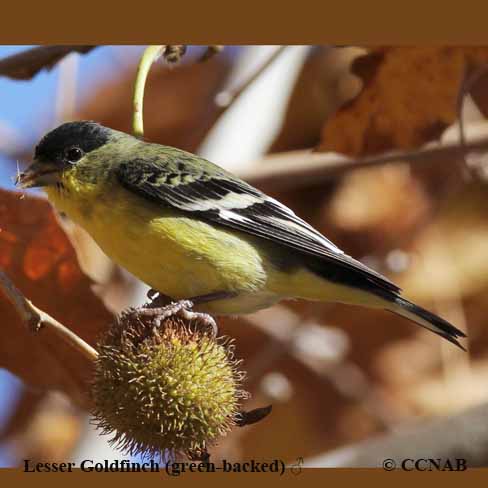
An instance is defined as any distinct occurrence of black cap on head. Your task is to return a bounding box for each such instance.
[34,121,111,164]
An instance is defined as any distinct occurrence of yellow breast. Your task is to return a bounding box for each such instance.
[45,174,270,304]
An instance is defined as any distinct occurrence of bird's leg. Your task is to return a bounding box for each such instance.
[146,289,173,308]
[130,290,237,338]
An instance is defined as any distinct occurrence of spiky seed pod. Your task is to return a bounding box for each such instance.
[91,312,247,458]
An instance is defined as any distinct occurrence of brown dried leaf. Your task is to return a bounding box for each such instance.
[318,47,488,156]
[0,189,114,408]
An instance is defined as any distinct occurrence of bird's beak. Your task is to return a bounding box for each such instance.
[15,160,61,189]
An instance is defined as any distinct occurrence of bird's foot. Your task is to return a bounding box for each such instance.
[131,297,218,338]
[134,289,238,337]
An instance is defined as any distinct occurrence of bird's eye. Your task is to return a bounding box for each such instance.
[65,146,83,164]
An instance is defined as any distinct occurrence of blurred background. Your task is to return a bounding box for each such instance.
[1,45,488,467]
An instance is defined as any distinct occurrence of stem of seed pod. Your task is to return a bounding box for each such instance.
[132,45,166,139]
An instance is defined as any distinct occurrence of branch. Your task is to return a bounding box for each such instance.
[239,135,488,191]
[306,401,488,467]
[0,270,98,362]
[0,46,97,80]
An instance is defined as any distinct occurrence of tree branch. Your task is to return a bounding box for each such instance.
[239,135,488,191]
[0,270,98,362]
[0,46,97,80]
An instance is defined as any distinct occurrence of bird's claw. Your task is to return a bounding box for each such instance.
[126,298,218,338]
[178,309,218,338]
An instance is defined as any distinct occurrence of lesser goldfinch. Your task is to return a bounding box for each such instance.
[17,121,465,348]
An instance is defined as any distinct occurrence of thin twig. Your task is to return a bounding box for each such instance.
[132,45,167,138]
[214,46,288,116]
[239,135,488,191]
[0,271,32,325]
[0,270,98,362]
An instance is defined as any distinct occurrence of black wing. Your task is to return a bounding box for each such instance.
[116,157,400,294]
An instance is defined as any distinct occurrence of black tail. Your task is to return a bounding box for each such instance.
[303,253,466,350]
[387,296,467,350]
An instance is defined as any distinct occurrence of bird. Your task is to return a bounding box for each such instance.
[17,121,466,349]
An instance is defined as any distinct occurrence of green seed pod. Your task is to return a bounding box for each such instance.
[91,312,247,458]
